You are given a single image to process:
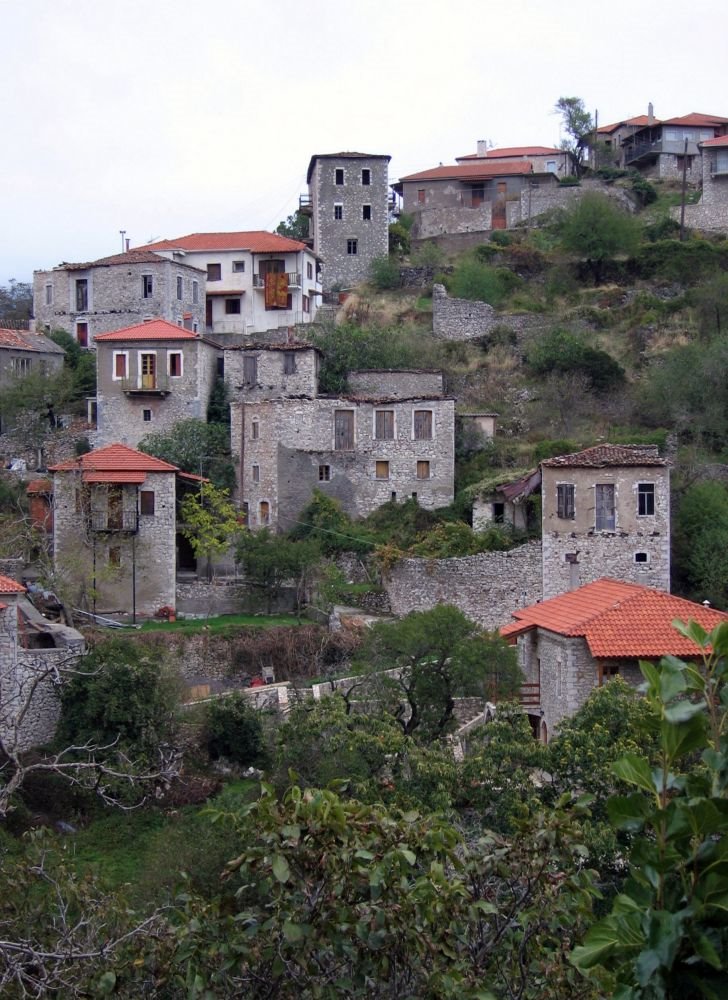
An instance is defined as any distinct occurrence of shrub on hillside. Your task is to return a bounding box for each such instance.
[446,258,523,306]
[370,255,401,290]
[633,238,728,283]
[205,693,267,766]
[526,328,625,393]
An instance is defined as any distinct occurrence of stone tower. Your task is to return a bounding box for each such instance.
[305,152,391,291]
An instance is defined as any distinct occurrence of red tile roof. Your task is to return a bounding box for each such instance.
[661,112,728,127]
[541,444,667,468]
[458,146,564,160]
[0,329,64,353]
[26,479,52,494]
[49,443,178,475]
[138,231,307,253]
[94,319,201,342]
[399,161,533,183]
[702,135,728,148]
[0,574,25,594]
[501,578,728,659]
[597,115,653,134]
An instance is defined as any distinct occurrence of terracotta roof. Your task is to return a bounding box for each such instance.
[49,443,178,475]
[501,578,728,659]
[59,249,190,271]
[541,444,667,468]
[457,146,564,160]
[94,319,201,342]
[398,161,533,183]
[138,231,307,254]
[661,112,728,127]
[702,135,728,148]
[26,479,52,494]
[0,574,25,594]
[596,115,652,134]
[0,329,64,353]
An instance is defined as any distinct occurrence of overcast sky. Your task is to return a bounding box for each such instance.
[2,0,726,284]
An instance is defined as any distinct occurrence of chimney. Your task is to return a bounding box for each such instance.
[125,238,130,252]
[477,139,488,157]
[647,102,654,125]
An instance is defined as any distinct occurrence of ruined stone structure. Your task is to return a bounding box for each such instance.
[432,284,543,341]
[227,356,454,532]
[541,445,670,599]
[94,319,220,448]
[0,574,85,752]
[383,542,543,631]
[677,135,728,233]
[305,152,391,290]
[33,250,206,348]
[0,328,65,432]
[50,444,184,618]
[140,232,321,335]
[502,579,728,742]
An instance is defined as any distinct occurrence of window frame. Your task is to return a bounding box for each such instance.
[75,278,89,312]
[283,351,297,375]
[112,350,128,381]
[319,464,331,482]
[334,409,355,451]
[637,482,655,516]
[335,167,345,185]
[142,409,152,422]
[252,464,260,484]
[45,283,53,306]
[334,203,343,220]
[346,239,358,256]
[556,483,575,520]
[242,355,258,385]
[375,460,390,480]
[176,275,183,300]
[374,409,395,440]
[413,409,433,440]
[224,297,242,315]
[168,351,183,378]
[416,460,431,480]
[362,204,372,221]
[140,490,155,516]
[251,419,259,440]
[206,263,222,282]
[232,260,246,273]
[595,483,616,531]
[361,168,371,186]
[192,280,199,304]
[141,274,154,299]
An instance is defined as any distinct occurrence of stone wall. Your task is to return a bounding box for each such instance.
[520,177,637,223]
[675,151,728,233]
[223,344,319,400]
[347,370,444,398]
[431,284,544,342]
[399,266,454,288]
[310,155,390,290]
[176,578,296,616]
[384,541,543,630]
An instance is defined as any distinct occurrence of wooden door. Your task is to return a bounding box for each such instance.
[492,182,507,230]
[141,353,156,389]
[76,322,88,347]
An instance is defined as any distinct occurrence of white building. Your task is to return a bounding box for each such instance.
[139,232,321,336]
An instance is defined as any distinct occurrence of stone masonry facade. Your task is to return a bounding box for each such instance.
[33,255,205,346]
[308,153,391,290]
[676,144,728,233]
[383,541,543,631]
[52,470,177,616]
[223,343,320,400]
[432,284,544,341]
[541,455,670,599]
[96,336,219,448]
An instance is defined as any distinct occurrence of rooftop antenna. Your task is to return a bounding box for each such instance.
[119,230,126,253]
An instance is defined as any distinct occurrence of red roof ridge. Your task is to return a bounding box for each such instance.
[0,573,26,594]
[136,231,308,254]
[95,319,203,342]
[49,443,179,474]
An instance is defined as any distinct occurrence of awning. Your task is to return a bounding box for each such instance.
[205,289,245,297]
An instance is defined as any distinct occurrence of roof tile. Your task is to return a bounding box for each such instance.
[139,231,307,254]
[94,319,201,342]
[398,161,533,183]
[49,443,178,474]
[0,574,25,594]
[541,444,667,468]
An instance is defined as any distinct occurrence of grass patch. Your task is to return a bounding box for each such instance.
[128,612,303,635]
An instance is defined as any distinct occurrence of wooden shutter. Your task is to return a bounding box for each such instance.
[334,410,354,450]
[375,410,394,439]
[414,410,432,440]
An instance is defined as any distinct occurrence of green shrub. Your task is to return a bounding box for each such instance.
[447,259,523,306]
[490,230,513,246]
[643,216,681,242]
[531,439,579,463]
[558,175,580,186]
[370,255,401,290]
[205,693,267,766]
[628,170,657,206]
[388,221,411,255]
[527,328,625,393]
[633,238,728,283]
[473,243,500,262]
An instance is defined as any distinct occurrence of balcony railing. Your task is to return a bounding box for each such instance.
[299,194,313,213]
[252,273,301,289]
[519,682,541,708]
[120,374,170,395]
[90,509,139,533]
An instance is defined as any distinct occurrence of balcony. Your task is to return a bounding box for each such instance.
[519,682,540,708]
[299,194,313,214]
[252,273,300,289]
[120,374,170,396]
[89,509,139,533]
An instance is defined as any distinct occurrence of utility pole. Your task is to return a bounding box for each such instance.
[679,138,689,241]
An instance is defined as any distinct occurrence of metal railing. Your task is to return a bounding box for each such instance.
[299,194,312,211]
[120,374,170,393]
[252,273,301,289]
[89,509,139,532]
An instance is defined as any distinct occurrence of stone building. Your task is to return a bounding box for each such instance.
[33,250,206,348]
[455,144,573,176]
[0,573,85,752]
[541,444,670,599]
[621,111,728,180]
[0,328,65,432]
[304,152,391,290]
[140,232,321,335]
[229,359,454,531]
[223,341,320,401]
[94,319,220,448]
[49,444,189,618]
[501,578,728,742]
[677,134,728,232]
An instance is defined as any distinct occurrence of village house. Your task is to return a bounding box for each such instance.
[230,363,454,531]
[621,112,728,180]
[455,143,573,176]
[0,572,85,752]
[32,250,206,348]
[540,444,670,599]
[94,319,220,448]
[302,152,392,291]
[584,112,653,170]
[501,577,728,742]
[0,328,65,432]
[49,444,197,618]
[139,232,321,336]
[677,134,728,232]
